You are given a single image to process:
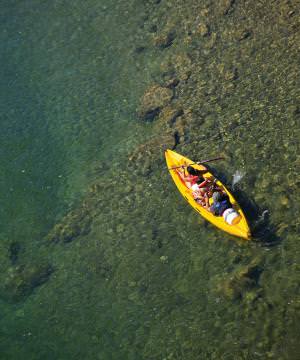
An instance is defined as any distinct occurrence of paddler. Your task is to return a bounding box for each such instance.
[180,165,207,187]
[179,165,213,207]
[209,191,231,215]
[210,191,241,225]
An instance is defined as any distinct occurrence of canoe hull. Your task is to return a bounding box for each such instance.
[165,149,251,240]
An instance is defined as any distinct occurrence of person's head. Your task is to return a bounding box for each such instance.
[196,175,205,184]
[212,191,222,203]
[187,165,205,182]
[187,166,198,176]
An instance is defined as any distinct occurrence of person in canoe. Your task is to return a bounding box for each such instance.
[210,191,231,215]
[180,165,207,187]
[210,191,241,225]
[178,165,214,208]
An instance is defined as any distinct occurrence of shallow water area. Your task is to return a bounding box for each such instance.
[1,0,300,359]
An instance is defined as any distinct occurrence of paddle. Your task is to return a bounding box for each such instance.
[168,156,224,170]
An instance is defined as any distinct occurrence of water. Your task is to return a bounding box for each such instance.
[0,0,300,359]
[232,170,245,189]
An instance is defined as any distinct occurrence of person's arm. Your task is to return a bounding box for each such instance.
[177,167,190,183]
[198,179,209,188]
[182,168,192,181]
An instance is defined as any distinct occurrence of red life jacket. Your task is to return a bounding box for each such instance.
[188,175,200,185]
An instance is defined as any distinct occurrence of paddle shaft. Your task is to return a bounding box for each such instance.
[169,156,224,170]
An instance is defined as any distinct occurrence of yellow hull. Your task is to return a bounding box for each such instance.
[165,149,251,240]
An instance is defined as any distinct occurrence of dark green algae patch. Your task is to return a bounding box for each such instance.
[1,0,300,359]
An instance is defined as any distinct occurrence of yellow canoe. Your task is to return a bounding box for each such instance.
[165,149,251,240]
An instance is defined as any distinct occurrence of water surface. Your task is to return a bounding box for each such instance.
[0,0,299,359]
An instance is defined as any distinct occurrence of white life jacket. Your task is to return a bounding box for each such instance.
[222,208,241,225]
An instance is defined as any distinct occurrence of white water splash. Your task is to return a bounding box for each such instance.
[232,170,245,189]
[260,209,269,221]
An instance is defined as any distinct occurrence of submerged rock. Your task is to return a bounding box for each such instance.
[164,77,180,89]
[46,205,92,243]
[153,31,176,49]
[173,53,192,81]
[225,68,238,81]
[205,31,218,49]
[128,134,176,175]
[197,23,210,37]
[1,263,53,303]
[220,261,263,300]
[154,106,184,130]
[237,29,252,41]
[138,85,173,121]
[221,0,236,15]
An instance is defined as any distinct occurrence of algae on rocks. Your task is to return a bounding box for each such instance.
[219,260,264,301]
[1,263,53,303]
[138,84,173,122]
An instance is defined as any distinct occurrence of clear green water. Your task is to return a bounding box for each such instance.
[1,0,300,359]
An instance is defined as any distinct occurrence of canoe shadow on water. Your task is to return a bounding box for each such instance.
[232,188,280,246]
[206,166,280,246]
